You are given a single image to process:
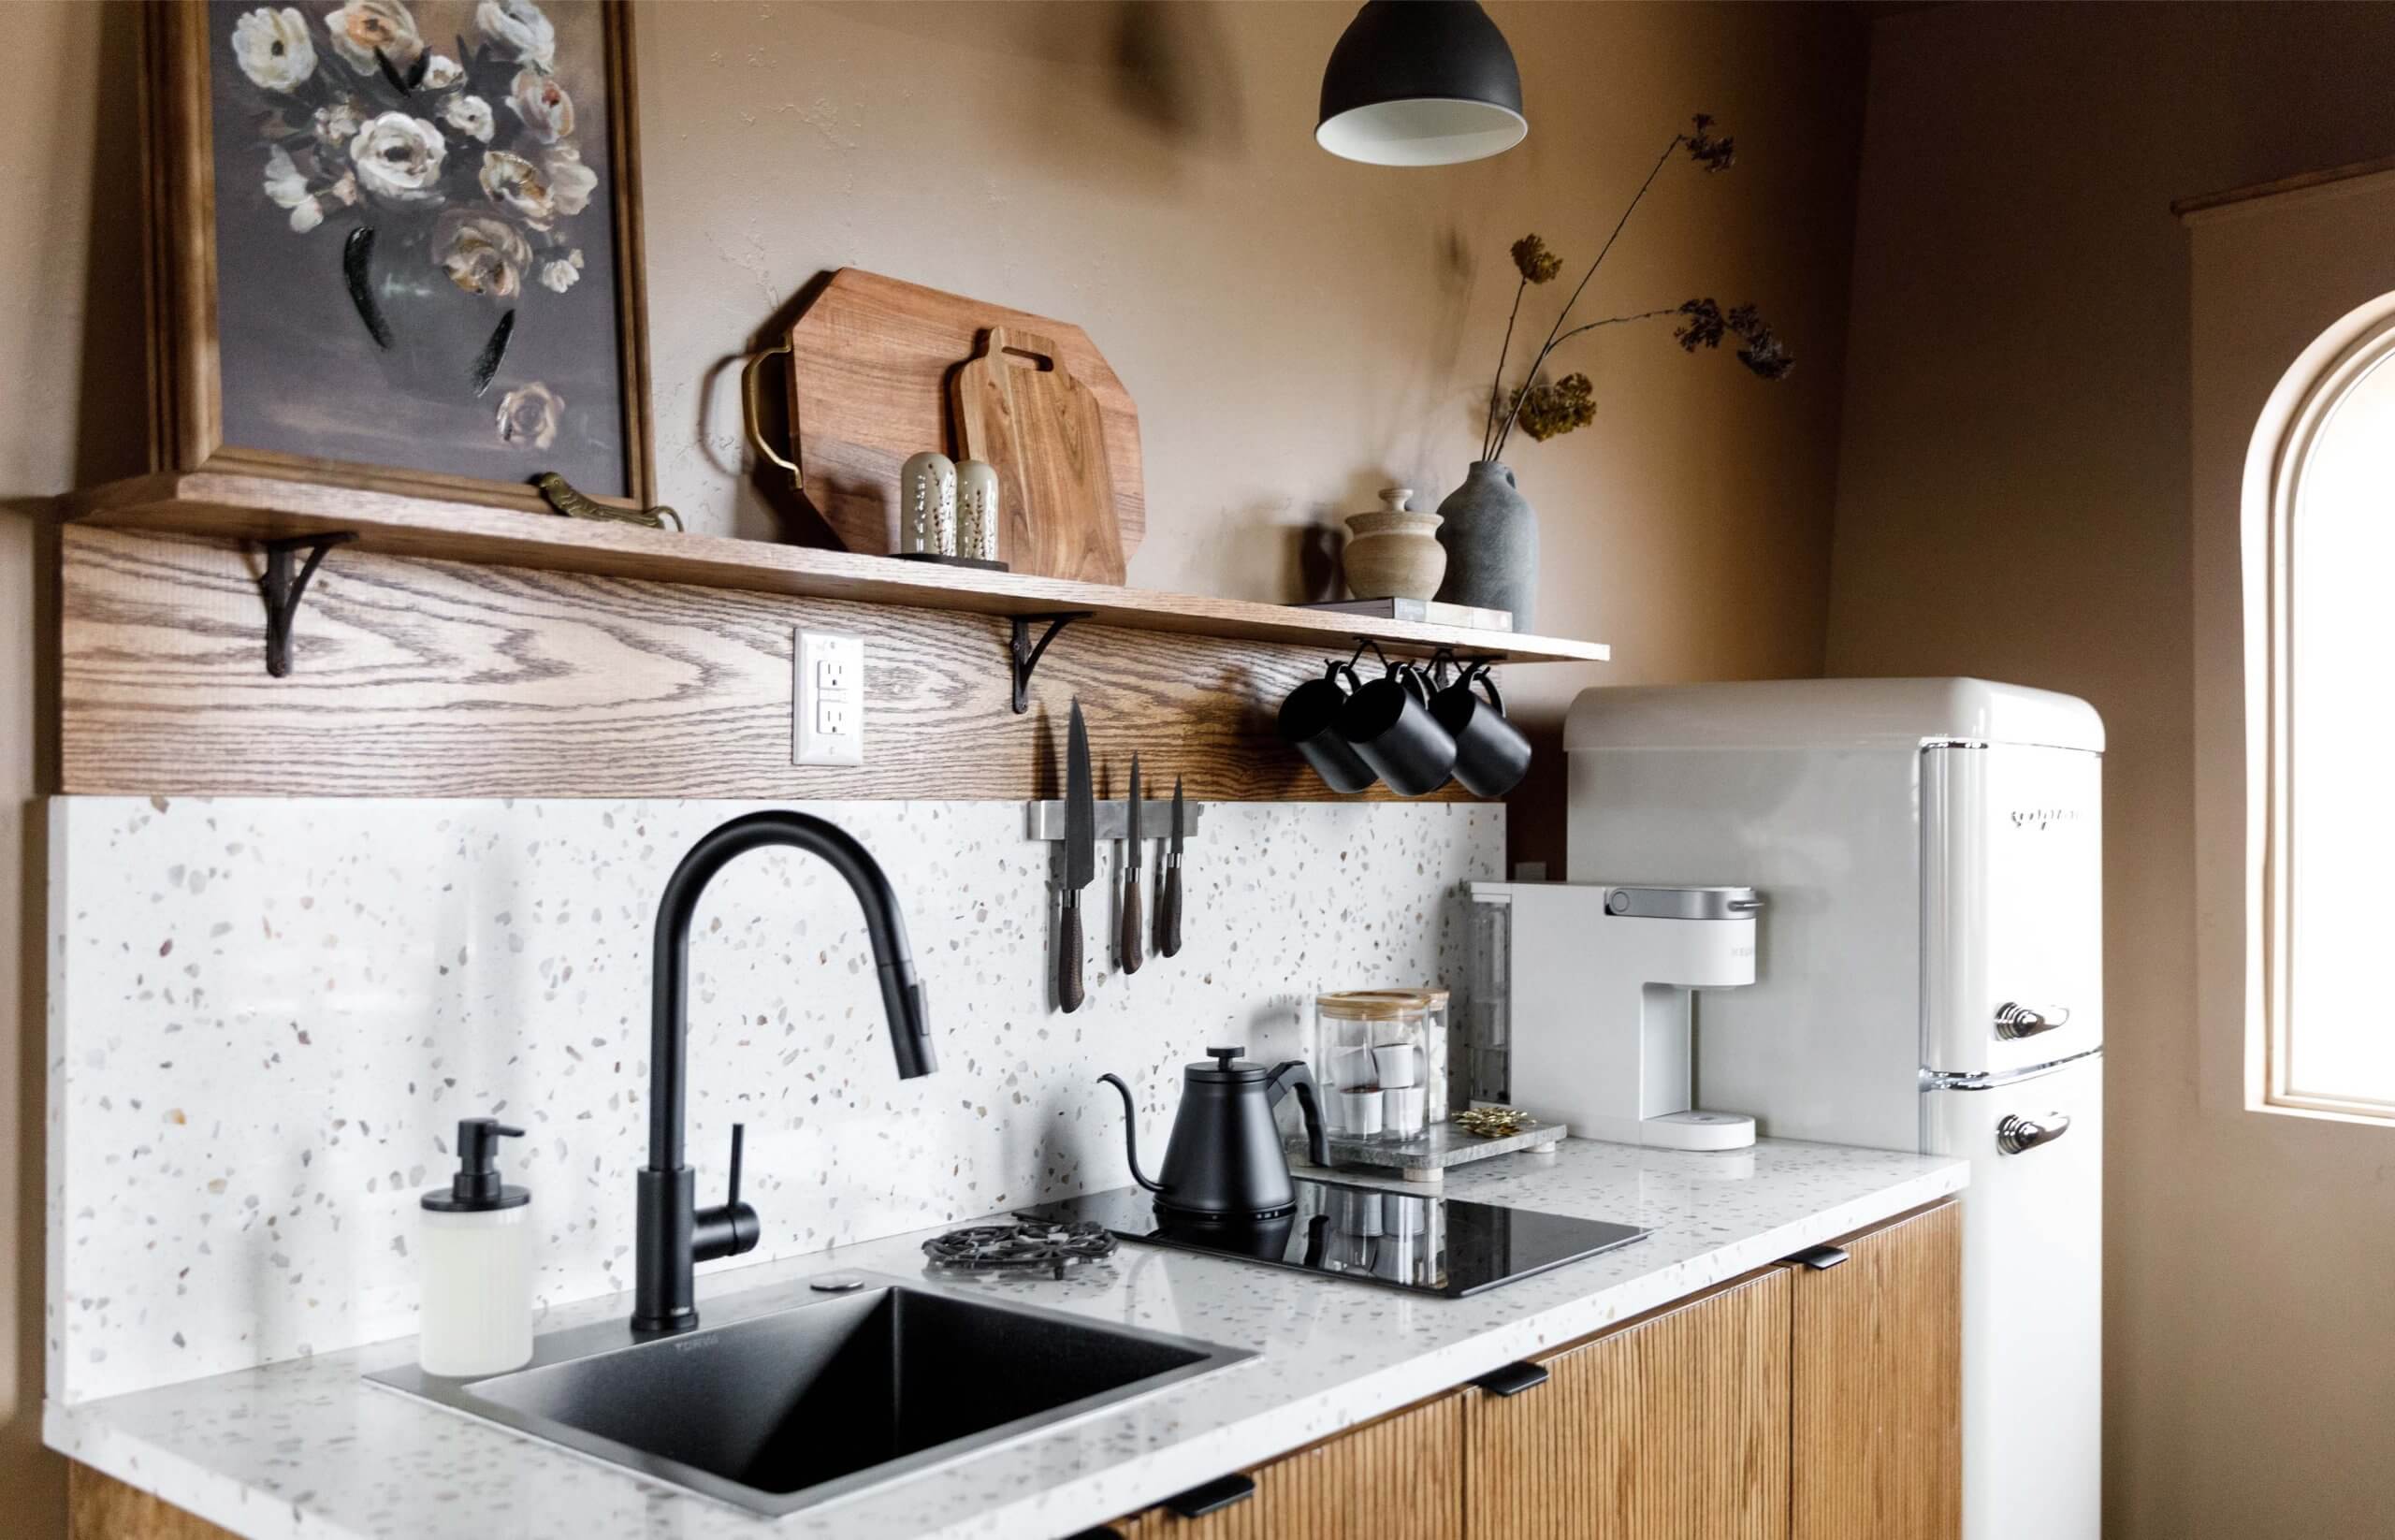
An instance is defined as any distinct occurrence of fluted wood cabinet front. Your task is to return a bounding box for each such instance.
[1460,1268,1794,1540]
[1786,1201,1963,1540]
[70,1465,240,1540]
[1112,1388,1464,1539]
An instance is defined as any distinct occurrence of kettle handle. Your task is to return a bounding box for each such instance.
[1266,1062,1332,1168]
[1097,1074,1166,1194]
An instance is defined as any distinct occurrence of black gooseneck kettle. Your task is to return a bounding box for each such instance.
[1098,1047,1330,1221]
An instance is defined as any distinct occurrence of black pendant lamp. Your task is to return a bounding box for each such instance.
[1315,1,1527,167]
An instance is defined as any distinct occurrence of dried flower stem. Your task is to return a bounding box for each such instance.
[1546,307,1682,349]
[1482,276,1531,462]
[1489,132,1685,460]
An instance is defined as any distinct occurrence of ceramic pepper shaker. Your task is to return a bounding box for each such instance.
[899,451,957,556]
[955,458,1000,563]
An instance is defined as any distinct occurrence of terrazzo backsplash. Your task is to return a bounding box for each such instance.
[47,795,1499,1404]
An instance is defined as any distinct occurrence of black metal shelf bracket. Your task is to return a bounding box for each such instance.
[1008,611,1094,714]
[258,532,357,677]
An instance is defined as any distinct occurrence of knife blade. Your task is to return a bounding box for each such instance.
[1120,755,1145,976]
[1059,702,1094,1012]
[1158,775,1184,958]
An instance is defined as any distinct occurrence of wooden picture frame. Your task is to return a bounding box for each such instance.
[138,0,655,515]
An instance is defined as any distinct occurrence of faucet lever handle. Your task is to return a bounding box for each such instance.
[692,1123,762,1265]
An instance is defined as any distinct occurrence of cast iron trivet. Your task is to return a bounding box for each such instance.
[921,1220,1118,1280]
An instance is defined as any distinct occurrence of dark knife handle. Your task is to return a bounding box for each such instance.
[1058,891,1084,1013]
[1120,861,1144,975]
[1158,853,1183,958]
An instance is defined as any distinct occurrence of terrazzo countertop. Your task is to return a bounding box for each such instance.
[48,1137,1967,1540]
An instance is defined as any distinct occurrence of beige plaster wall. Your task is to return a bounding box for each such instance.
[2,2,1868,1528]
[633,1,1868,867]
[1827,6,2395,1535]
[2,2,143,1529]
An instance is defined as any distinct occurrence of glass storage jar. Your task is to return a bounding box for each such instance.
[1314,991,1430,1140]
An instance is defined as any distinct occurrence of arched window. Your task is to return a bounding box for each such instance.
[2258,312,2395,1120]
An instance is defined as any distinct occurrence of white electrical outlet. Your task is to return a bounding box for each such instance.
[794,630,864,766]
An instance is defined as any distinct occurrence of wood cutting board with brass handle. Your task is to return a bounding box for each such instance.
[737,269,1145,579]
[949,327,1127,586]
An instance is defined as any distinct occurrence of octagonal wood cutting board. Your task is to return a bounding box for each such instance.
[773,269,1144,581]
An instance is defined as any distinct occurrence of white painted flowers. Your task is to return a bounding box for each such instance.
[348,111,446,204]
[433,211,532,298]
[440,94,494,143]
[477,0,558,68]
[312,100,366,149]
[221,0,602,456]
[539,250,583,295]
[506,65,573,141]
[541,146,596,217]
[231,7,314,92]
[322,0,423,76]
[496,382,564,450]
[475,149,555,227]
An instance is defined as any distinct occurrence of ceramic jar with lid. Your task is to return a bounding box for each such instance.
[1342,488,1446,602]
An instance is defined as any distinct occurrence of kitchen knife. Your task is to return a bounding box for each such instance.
[1157,775,1184,958]
[1059,702,1094,1012]
[1120,755,1145,975]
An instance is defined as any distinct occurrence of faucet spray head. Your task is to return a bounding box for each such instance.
[879,960,936,1079]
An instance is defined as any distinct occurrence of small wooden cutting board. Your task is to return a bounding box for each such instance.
[950,327,1126,585]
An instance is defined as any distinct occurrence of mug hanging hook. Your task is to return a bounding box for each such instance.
[1348,637,1393,675]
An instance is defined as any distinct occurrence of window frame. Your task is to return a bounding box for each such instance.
[2257,314,2395,1122]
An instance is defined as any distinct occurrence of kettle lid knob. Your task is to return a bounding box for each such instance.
[1207,1046,1244,1068]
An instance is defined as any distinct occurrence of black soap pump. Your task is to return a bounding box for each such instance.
[417,1116,534,1377]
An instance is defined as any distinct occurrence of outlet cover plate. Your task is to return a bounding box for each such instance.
[794,630,864,767]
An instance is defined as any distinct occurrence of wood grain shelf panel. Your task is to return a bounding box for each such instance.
[60,526,1480,801]
[66,472,1611,666]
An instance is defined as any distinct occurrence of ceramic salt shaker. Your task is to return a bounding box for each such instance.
[899,451,957,556]
[955,458,1000,563]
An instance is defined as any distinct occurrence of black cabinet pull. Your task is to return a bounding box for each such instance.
[1062,1530,1124,1539]
[1472,1359,1552,1397]
[1784,1243,1849,1270]
[1165,1473,1256,1518]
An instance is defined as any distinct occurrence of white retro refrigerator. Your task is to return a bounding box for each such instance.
[1563,677,2102,1540]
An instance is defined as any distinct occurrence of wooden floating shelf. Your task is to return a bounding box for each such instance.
[66,472,1613,666]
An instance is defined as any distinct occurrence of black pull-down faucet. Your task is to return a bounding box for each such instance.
[633,810,936,1334]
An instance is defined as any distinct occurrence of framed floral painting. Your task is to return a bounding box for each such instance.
[141,0,654,510]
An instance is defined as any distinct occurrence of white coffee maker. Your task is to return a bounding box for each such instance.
[1481,882,1762,1150]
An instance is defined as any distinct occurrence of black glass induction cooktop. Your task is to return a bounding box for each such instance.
[1015,1177,1646,1298]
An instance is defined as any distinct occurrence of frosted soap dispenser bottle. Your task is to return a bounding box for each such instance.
[417,1116,533,1376]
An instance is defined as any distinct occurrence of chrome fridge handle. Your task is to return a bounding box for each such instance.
[1995,1002,2070,1039]
[1996,1112,2071,1155]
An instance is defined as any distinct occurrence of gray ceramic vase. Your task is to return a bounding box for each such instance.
[1433,461,1537,629]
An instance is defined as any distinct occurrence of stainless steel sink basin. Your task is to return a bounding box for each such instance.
[369,1271,1252,1517]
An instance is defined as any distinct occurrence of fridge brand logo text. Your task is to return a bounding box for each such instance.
[2009,806,2079,831]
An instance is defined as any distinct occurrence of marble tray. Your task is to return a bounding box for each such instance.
[1314,1116,1566,1183]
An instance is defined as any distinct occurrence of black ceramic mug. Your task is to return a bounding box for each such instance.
[1278,661,1378,793]
[1432,664,1532,798]
[1338,661,1458,796]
